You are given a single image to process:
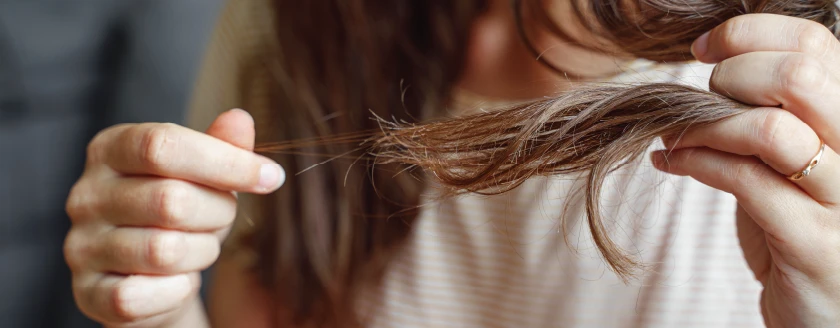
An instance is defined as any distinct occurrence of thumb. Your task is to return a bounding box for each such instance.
[204,109,276,196]
[205,108,256,151]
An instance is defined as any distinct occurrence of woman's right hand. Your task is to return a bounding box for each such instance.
[64,109,285,327]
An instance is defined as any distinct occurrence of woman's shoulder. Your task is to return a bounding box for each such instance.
[186,0,278,131]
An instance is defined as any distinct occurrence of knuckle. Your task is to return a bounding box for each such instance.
[796,22,834,55]
[65,183,87,222]
[709,63,729,94]
[138,123,179,171]
[86,124,130,166]
[147,231,185,270]
[86,132,106,165]
[717,17,750,50]
[74,284,106,323]
[757,110,799,157]
[728,162,767,197]
[778,53,830,97]
[64,228,94,272]
[110,283,143,322]
[154,181,192,227]
[207,238,223,264]
[220,194,238,227]
[72,289,95,319]
[66,181,99,223]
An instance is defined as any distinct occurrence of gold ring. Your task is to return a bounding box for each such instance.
[787,139,826,181]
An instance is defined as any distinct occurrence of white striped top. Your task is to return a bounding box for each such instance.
[187,1,765,326]
[354,63,764,328]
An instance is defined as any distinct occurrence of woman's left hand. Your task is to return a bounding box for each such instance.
[651,13,840,327]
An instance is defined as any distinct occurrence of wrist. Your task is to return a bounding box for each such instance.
[160,297,210,328]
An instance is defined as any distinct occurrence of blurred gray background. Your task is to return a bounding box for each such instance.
[0,1,224,326]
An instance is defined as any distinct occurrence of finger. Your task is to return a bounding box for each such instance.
[653,149,840,280]
[665,107,840,204]
[735,205,771,285]
[707,51,840,156]
[95,228,220,275]
[691,13,840,71]
[651,147,817,240]
[203,109,259,202]
[97,177,237,231]
[89,123,284,194]
[73,272,198,325]
[205,108,256,151]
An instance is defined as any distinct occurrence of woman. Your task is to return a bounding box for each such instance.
[64,0,840,327]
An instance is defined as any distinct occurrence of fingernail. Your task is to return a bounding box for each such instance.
[691,31,710,60]
[229,108,254,124]
[258,163,285,191]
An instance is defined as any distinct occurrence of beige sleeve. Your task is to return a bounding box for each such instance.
[185,0,276,131]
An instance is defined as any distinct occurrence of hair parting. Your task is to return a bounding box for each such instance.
[237,0,840,326]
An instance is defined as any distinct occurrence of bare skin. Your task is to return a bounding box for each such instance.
[457,0,624,100]
[64,109,283,327]
[64,1,840,327]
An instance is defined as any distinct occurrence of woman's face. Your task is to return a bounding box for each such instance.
[457,0,630,100]
[522,0,632,76]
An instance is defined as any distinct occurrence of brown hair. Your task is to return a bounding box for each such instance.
[243,0,839,326]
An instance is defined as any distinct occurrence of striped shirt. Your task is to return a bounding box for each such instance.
[188,1,764,327]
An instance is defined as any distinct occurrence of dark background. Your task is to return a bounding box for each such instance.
[0,1,224,326]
